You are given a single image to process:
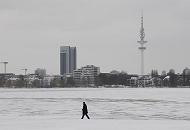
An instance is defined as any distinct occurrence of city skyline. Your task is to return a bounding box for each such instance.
[0,0,189,75]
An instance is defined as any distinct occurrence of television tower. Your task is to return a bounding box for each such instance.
[0,61,8,74]
[137,13,147,76]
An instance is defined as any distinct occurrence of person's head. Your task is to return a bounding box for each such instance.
[83,102,85,105]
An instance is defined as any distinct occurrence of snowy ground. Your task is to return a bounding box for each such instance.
[0,88,190,130]
[1,119,190,130]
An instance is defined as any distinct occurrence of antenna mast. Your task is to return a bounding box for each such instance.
[137,13,147,75]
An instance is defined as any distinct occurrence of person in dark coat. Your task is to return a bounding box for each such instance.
[81,102,90,119]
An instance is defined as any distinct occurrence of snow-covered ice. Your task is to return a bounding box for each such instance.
[1,119,190,130]
[0,88,190,130]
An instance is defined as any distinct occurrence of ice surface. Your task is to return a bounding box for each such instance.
[0,88,190,130]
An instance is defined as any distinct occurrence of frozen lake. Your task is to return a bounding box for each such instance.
[0,88,190,120]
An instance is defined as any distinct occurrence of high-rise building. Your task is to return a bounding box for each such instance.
[70,47,77,73]
[60,46,77,75]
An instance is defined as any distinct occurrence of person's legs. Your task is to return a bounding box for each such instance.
[86,114,90,119]
[81,114,84,119]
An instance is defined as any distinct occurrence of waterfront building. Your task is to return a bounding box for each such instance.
[73,65,100,86]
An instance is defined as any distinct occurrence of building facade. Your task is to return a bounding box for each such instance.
[35,68,46,78]
[73,65,100,86]
[60,46,77,75]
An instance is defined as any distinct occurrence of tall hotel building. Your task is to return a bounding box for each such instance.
[60,46,77,75]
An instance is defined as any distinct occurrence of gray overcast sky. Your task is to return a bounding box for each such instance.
[0,0,189,75]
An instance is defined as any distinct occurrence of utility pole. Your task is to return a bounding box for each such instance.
[0,62,8,74]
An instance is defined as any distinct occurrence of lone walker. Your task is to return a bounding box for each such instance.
[81,102,90,119]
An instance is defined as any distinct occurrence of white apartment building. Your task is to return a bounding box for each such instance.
[73,65,100,86]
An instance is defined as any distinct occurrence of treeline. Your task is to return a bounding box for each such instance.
[96,73,134,86]
[96,68,190,87]
[150,69,190,87]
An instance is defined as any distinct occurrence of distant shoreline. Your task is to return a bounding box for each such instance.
[0,86,190,89]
